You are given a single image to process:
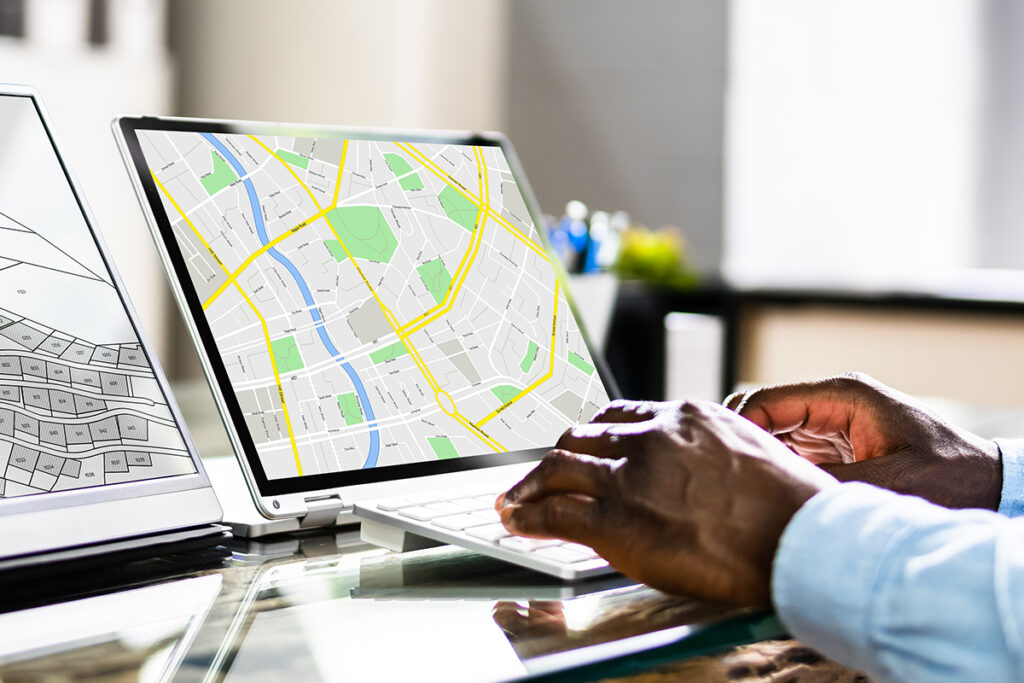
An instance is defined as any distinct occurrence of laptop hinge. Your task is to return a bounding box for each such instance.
[299,495,349,529]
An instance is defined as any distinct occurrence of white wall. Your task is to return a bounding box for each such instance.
[726,0,981,287]
[171,0,508,131]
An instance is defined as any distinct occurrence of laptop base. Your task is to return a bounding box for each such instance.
[0,524,231,583]
[204,457,358,538]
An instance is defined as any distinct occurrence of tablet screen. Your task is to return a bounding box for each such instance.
[0,96,196,498]
[133,128,610,482]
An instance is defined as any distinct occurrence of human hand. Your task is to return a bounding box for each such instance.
[726,373,1002,510]
[496,400,837,606]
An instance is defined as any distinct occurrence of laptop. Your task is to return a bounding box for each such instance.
[0,85,225,567]
[113,116,617,578]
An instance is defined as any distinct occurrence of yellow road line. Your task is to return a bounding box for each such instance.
[477,280,560,427]
[332,140,348,207]
[397,146,489,336]
[203,207,329,310]
[397,142,549,262]
[151,171,305,475]
[248,134,324,212]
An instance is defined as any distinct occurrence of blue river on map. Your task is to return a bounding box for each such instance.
[200,133,380,469]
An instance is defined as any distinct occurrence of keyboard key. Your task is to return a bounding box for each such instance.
[561,543,600,560]
[449,496,489,511]
[470,508,501,524]
[398,505,451,521]
[375,499,417,511]
[498,536,562,553]
[466,523,512,543]
[535,545,595,564]
[432,513,491,531]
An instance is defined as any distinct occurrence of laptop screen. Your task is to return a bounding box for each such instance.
[127,124,611,493]
[0,95,196,499]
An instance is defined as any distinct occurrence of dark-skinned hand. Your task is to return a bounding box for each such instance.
[496,400,837,606]
[725,373,1003,510]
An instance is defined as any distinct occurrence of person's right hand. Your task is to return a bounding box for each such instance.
[726,373,1003,510]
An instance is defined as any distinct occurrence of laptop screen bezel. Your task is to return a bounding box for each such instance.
[115,115,620,499]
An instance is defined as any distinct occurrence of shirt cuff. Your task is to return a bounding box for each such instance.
[995,438,1024,517]
[771,482,923,673]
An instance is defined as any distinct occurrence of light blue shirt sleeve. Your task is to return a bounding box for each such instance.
[996,438,1024,517]
[773,482,1024,683]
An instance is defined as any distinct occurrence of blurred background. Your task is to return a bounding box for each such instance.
[6,0,1024,431]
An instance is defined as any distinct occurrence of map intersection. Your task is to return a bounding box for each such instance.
[141,131,609,479]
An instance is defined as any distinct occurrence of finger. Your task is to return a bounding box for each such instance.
[590,399,666,424]
[497,449,612,508]
[553,421,650,458]
[500,494,603,545]
[733,377,862,435]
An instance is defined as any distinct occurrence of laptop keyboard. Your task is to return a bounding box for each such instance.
[356,487,613,581]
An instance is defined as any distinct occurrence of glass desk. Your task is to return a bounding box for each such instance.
[0,530,816,682]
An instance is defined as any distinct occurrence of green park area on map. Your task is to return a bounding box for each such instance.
[568,350,595,376]
[383,153,424,191]
[520,341,539,373]
[337,392,363,426]
[491,385,521,404]
[427,436,459,460]
[270,335,304,373]
[325,206,398,263]
[200,150,236,195]
[276,148,309,169]
[416,258,453,304]
[438,186,478,231]
[370,340,409,365]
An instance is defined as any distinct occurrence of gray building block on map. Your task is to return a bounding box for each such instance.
[235,389,260,415]
[348,300,392,344]
[89,416,120,442]
[9,445,38,472]
[23,387,51,412]
[14,413,38,437]
[245,413,272,444]
[126,451,152,467]
[104,451,129,473]
[311,137,344,164]
[39,335,73,357]
[65,422,92,445]
[99,372,130,397]
[550,390,585,421]
[48,390,76,415]
[0,408,14,436]
[36,452,65,476]
[39,422,67,447]
[60,342,93,364]
[46,361,71,384]
[61,458,82,478]
[0,322,47,350]
[74,394,106,414]
[116,414,149,441]
[71,367,101,389]
[118,346,147,368]
[20,357,46,379]
[91,346,119,365]
[0,356,19,375]
[292,137,314,156]
[0,385,20,404]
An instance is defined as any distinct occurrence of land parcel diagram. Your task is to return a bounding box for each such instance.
[141,131,609,478]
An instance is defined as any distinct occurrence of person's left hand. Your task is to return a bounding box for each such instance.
[496,400,838,606]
